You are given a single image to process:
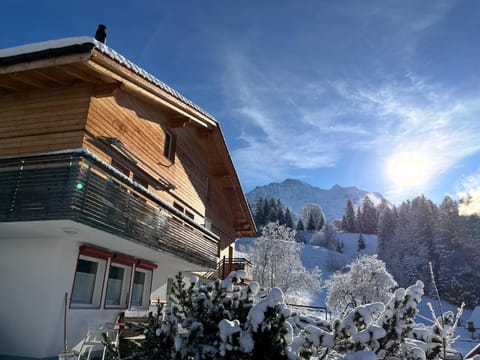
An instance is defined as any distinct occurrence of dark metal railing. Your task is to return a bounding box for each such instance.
[218,257,253,280]
[201,257,253,280]
[0,151,218,268]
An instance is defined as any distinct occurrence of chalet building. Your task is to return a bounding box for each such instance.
[0,37,255,358]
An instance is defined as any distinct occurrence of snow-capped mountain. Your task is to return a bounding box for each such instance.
[246,179,386,221]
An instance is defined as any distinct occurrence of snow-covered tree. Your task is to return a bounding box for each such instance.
[357,233,366,252]
[248,222,321,300]
[326,255,397,314]
[106,274,462,360]
[284,208,295,229]
[253,197,291,233]
[300,204,325,231]
[377,201,396,258]
[359,196,377,234]
[324,222,340,250]
[342,199,356,233]
[296,218,304,231]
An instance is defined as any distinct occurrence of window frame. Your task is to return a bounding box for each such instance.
[104,255,135,309]
[70,246,112,309]
[163,131,176,163]
[130,269,152,309]
[70,245,156,310]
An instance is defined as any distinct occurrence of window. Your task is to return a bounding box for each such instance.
[70,245,156,310]
[105,262,132,308]
[130,269,152,308]
[163,131,176,162]
[71,256,106,308]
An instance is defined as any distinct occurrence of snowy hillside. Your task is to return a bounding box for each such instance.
[246,179,386,221]
[236,232,480,356]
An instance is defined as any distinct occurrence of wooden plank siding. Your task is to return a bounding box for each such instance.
[82,88,242,252]
[84,91,204,210]
[0,44,255,258]
[0,84,90,156]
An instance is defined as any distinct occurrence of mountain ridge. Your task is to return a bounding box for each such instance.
[246,179,386,221]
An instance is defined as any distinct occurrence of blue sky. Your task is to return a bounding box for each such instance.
[2,1,480,206]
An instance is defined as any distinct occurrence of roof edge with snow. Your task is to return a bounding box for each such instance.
[0,36,217,124]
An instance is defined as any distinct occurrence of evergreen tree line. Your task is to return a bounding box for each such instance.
[376,195,480,307]
[252,197,295,232]
[252,197,326,235]
[340,195,480,307]
[340,197,379,234]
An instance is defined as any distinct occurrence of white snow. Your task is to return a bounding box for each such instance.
[0,36,93,57]
[343,351,378,360]
[218,319,241,343]
[237,230,480,357]
[248,287,288,332]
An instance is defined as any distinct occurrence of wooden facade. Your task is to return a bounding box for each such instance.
[0,38,255,269]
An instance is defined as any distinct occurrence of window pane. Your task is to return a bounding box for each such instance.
[72,259,98,304]
[106,266,124,306]
[131,271,146,307]
[163,133,172,159]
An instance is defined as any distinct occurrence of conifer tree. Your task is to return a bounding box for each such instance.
[284,208,295,229]
[355,206,362,233]
[343,199,356,232]
[307,213,316,231]
[296,218,305,231]
[377,202,395,258]
[360,196,377,234]
[357,233,366,252]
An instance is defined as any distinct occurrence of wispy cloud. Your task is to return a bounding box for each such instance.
[212,0,480,201]
[222,47,480,197]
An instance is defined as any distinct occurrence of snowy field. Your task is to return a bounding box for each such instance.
[235,232,480,356]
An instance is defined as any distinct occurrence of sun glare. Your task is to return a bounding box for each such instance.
[386,151,432,189]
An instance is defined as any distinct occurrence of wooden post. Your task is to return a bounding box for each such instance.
[58,292,76,360]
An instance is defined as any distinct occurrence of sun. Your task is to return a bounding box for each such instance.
[385,151,432,189]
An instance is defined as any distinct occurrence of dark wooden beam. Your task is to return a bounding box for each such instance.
[8,73,45,88]
[93,82,121,98]
[167,116,190,128]
[58,64,103,84]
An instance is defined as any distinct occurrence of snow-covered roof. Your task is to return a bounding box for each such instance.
[0,36,216,124]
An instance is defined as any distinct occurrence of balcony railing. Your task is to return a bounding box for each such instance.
[203,257,253,280]
[0,151,218,268]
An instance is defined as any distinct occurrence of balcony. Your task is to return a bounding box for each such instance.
[0,151,218,268]
[200,257,253,281]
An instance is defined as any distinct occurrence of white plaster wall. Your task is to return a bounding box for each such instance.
[0,221,206,358]
[0,236,76,357]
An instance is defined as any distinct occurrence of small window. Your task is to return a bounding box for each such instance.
[163,131,176,162]
[105,263,132,308]
[130,268,153,308]
[71,256,106,308]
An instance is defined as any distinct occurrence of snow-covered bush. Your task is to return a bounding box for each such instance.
[248,222,322,301]
[326,255,397,314]
[107,273,461,360]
